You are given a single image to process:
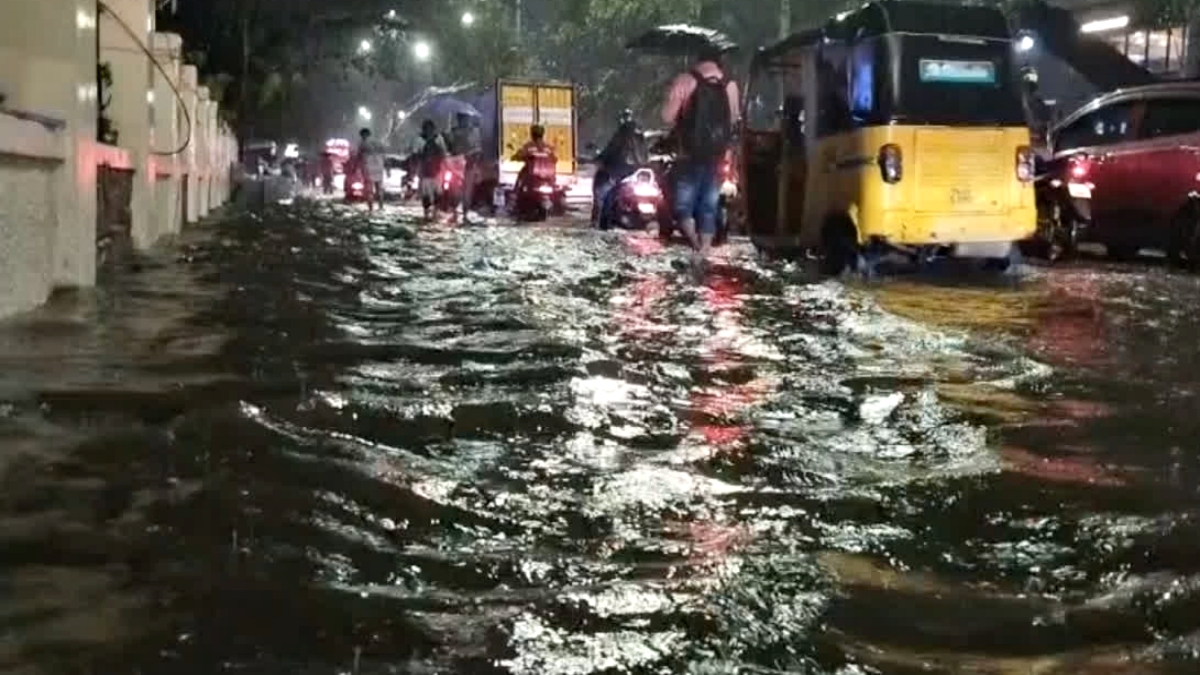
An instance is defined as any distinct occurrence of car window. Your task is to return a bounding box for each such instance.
[1054,101,1136,154]
[1141,97,1200,139]
[384,157,403,169]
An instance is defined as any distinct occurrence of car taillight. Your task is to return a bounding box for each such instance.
[1016,145,1034,182]
[1068,157,1090,181]
[443,171,452,182]
[878,144,901,183]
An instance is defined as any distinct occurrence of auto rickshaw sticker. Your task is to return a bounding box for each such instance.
[918,59,996,84]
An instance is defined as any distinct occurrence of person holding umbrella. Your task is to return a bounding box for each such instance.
[449,112,482,223]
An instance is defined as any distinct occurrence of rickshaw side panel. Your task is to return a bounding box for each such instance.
[741,36,819,252]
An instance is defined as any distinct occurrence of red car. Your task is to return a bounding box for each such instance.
[1034,83,1200,265]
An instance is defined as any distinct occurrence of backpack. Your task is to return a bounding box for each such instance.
[677,69,732,162]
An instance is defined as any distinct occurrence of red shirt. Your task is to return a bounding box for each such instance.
[516,140,557,179]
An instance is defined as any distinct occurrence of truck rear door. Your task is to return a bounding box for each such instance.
[535,84,576,178]
[498,82,536,182]
[497,80,576,185]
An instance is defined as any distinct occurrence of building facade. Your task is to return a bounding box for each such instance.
[1058,0,1194,77]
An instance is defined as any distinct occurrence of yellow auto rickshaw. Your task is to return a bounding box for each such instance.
[740,0,1037,273]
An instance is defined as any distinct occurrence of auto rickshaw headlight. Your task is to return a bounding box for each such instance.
[878,144,902,183]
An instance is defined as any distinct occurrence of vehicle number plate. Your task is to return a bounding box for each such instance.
[950,187,972,205]
[1067,182,1092,199]
[637,202,656,214]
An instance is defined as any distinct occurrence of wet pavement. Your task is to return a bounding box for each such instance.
[2,201,1200,674]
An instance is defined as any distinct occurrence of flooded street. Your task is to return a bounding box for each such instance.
[3,201,1200,674]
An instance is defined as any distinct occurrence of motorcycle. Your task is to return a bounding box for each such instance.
[343,165,369,204]
[437,155,467,215]
[597,168,662,230]
[510,158,566,222]
[1026,153,1091,262]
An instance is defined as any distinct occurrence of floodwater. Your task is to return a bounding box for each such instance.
[2,201,1200,674]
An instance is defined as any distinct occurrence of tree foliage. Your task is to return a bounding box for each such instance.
[162,0,861,143]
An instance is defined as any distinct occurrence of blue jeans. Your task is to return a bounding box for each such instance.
[593,166,634,223]
[673,160,721,235]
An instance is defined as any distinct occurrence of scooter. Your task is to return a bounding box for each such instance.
[1025,154,1089,262]
[343,165,369,204]
[510,165,567,222]
[597,168,662,230]
[437,155,467,215]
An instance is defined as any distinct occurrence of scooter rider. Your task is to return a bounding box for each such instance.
[592,109,649,226]
[512,124,557,193]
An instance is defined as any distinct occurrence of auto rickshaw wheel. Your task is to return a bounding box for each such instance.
[819,217,859,276]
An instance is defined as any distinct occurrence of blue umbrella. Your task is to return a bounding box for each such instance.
[420,96,481,123]
[401,84,484,127]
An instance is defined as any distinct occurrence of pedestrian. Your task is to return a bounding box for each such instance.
[415,119,448,221]
[660,45,740,259]
[357,127,386,212]
[320,151,334,195]
[449,112,482,223]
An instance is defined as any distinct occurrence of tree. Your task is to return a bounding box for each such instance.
[529,0,848,142]
[161,0,855,144]
[157,0,413,138]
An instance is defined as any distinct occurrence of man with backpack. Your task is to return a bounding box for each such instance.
[661,46,740,257]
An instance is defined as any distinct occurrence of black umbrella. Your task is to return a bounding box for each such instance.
[626,24,738,56]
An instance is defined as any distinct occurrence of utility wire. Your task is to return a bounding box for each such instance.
[97,0,193,156]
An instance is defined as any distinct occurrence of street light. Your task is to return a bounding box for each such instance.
[397,110,408,121]
[412,40,432,61]
[358,39,372,54]
[461,11,475,26]
[358,106,372,121]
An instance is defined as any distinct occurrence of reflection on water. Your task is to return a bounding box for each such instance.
[1,202,1199,673]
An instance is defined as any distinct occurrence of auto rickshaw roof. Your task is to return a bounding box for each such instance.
[757,0,1011,67]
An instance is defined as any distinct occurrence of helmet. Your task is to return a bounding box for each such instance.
[618,108,634,125]
[530,124,545,140]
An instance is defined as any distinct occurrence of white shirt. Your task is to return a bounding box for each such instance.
[360,139,386,180]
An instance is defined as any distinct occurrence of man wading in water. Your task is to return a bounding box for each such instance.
[660,46,740,260]
[357,127,386,212]
[449,112,482,224]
